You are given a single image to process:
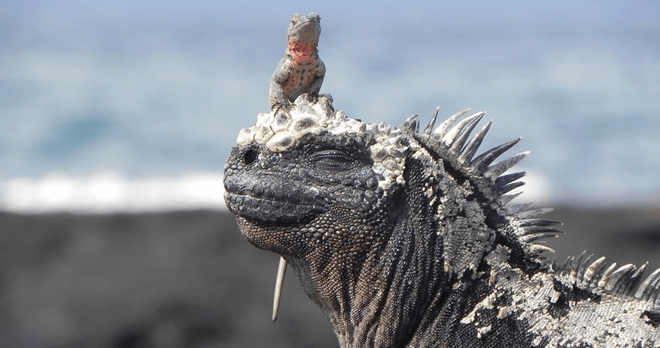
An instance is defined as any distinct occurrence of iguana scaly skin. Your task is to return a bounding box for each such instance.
[269,13,325,110]
[224,94,660,347]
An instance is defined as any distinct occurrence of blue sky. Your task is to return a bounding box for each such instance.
[4,0,659,29]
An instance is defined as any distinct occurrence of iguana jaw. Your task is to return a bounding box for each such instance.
[224,174,327,224]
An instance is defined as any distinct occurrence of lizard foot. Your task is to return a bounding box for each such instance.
[271,103,293,115]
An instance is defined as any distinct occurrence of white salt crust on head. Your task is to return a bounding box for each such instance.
[235,95,409,191]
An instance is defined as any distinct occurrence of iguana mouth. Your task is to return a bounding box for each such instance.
[289,20,321,45]
[224,178,327,223]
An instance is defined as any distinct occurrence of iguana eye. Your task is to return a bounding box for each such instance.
[242,148,258,165]
[290,14,300,25]
[312,149,355,170]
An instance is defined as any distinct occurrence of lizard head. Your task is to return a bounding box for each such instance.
[287,12,321,46]
[224,94,397,256]
[224,94,544,269]
[225,94,562,332]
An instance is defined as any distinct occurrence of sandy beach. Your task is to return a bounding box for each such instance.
[0,207,658,348]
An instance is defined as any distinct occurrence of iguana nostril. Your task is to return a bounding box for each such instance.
[243,148,258,165]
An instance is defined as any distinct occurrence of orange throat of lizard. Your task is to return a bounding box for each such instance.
[288,40,317,66]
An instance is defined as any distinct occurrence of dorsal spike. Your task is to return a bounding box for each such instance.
[495,172,526,190]
[518,232,561,243]
[441,112,483,146]
[485,151,531,179]
[645,270,660,306]
[515,226,562,237]
[604,264,635,292]
[612,265,640,295]
[507,202,534,215]
[582,256,607,287]
[400,114,419,134]
[570,252,587,280]
[621,262,648,296]
[514,207,554,219]
[651,280,660,307]
[635,268,660,300]
[447,112,485,152]
[514,219,561,227]
[528,244,555,255]
[498,181,525,195]
[598,262,618,289]
[499,191,522,206]
[560,255,575,276]
[470,138,522,173]
[432,108,471,139]
[458,120,492,163]
[577,254,593,282]
[422,107,440,137]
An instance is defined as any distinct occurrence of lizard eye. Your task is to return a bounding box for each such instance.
[242,148,258,165]
[312,149,355,170]
[290,14,300,25]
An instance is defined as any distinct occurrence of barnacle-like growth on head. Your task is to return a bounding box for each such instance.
[234,94,410,194]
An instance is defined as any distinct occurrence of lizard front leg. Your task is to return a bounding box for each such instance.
[307,60,326,97]
[269,59,293,110]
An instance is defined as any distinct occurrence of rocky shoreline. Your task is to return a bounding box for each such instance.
[0,207,658,347]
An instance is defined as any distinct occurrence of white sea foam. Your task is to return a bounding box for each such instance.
[2,18,659,205]
[0,173,227,214]
[514,169,551,206]
[0,169,554,214]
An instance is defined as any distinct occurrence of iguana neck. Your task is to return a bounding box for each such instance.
[287,40,318,66]
[288,229,446,347]
[286,186,449,347]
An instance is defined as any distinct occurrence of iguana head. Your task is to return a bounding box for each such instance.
[224,94,556,344]
[287,12,321,46]
[224,94,398,255]
[224,94,543,265]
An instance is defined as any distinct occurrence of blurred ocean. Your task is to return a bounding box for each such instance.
[1,1,660,212]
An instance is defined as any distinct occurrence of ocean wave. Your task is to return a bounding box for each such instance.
[0,170,555,214]
[0,173,227,213]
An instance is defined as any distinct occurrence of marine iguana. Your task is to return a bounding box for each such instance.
[223,94,660,347]
[269,12,325,111]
